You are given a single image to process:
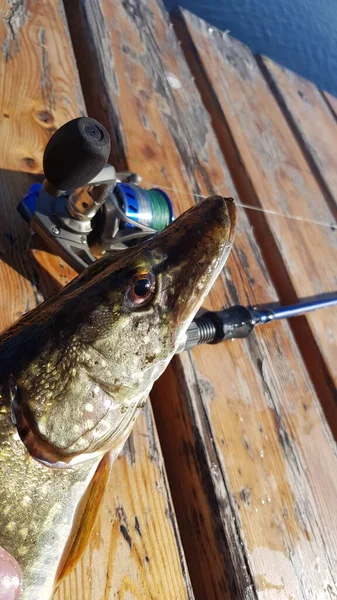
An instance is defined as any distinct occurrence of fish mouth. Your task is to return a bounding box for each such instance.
[10,197,236,467]
[148,195,236,337]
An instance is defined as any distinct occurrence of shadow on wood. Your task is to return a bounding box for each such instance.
[172,7,337,438]
[63,1,337,598]
[0,168,75,330]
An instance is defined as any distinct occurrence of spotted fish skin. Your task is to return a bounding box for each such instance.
[0,196,236,599]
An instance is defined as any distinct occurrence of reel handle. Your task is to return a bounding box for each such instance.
[43,117,111,194]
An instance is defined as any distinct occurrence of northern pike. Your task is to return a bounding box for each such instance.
[0,196,236,599]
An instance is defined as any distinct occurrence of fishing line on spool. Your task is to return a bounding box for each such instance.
[144,181,337,231]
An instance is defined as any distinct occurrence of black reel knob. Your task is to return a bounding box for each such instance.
[43,117,111,192]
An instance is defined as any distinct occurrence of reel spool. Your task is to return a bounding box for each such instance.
[89,182,174,254]
[18,118,174,272]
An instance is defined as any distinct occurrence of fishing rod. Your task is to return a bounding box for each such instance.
[17,117,337,350]
[179,295,337,351]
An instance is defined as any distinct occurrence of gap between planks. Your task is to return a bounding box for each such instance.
[0,0,193,597]
[63,1,337,598]
[171,8,337,440]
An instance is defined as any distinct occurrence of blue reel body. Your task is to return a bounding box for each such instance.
[114,183,174,230]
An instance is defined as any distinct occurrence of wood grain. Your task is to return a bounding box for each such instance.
[0,0,84,328]
[0,169,38,330]
[259,56,337,217]
[174,8,337,435]
[0,1,192,598]
[65,0,337,597]
[322,91,337,121]
[0,0,85,173]
[54,406,193,600]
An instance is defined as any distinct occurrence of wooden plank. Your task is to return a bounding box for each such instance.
[0,0,85,327]
[0,2,192,598]
[55,406,193,600]
[322,92,337,121]
[259,56,337,216]
[0,168,78,330]
[0,0,86,173]
[65,0,337,597]
[174,8,337,434]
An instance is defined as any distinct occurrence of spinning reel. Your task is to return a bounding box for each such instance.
[18,117,337,350]
[18,118,174,273]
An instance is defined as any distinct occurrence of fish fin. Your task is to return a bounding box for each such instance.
[54,452,112,587]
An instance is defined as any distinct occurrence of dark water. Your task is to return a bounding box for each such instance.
[164,0,337,97]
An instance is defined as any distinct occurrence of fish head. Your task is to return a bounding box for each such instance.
[11,196,236,467]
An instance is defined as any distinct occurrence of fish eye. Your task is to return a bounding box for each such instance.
[126,271,156,308]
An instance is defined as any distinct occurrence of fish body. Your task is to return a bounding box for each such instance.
[0,196,236,599]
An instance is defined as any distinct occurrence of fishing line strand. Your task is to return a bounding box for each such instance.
[145,182,337,230]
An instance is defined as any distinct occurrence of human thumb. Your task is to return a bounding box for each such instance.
[0,547,22,600]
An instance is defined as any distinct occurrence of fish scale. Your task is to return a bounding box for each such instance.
[0,196,235,599]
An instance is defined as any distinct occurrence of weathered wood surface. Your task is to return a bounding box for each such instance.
[65,0,337,597]
[0,2,192,599]
[322,92,337,121]
[0,0,86,173]
[0,0,84,328]
[259,56,337,217]
[55,406,193,600]
[174,9,337,436]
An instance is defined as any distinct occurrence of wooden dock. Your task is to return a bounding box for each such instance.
[0,0,336,598]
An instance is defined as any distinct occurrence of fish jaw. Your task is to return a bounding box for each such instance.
[145,194,236,342]
[0,196,236,598]
[3,196,236,468]
[0,395,99,600]
[0,388,138,600]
